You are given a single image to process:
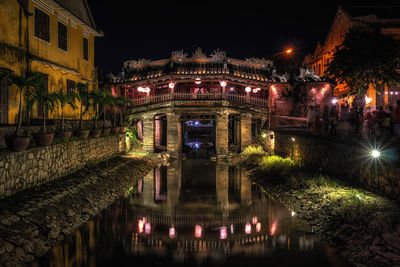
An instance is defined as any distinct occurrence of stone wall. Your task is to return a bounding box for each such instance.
[264,130,400,201]
[0,135,126,198]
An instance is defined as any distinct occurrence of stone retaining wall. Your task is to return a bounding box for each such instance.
[0,135,126,198]
[264,130,400,201]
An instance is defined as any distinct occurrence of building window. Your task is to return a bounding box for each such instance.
[58,22,68,51]
[67,79,75,92]
[83,37,88,61]
[37,73,49,118]
[0,78,8,124]
[34,7,50,42]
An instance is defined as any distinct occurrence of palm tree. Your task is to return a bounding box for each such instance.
[98,88,113,129]
[30,82,58,134]
[116,95,127,125]
[0,71,43,136]
[53,88,78,132]
[76,82,90,130]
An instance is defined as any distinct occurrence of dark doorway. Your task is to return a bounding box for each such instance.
[154,114,167,151]
[228,114,241,152]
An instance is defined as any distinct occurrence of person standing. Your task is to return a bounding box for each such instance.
[322,105,329,135]
[394,100,400,140]
[307,106,313,133]
[329,105,338,136]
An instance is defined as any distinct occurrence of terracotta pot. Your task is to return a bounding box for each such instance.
[5,136,31,152]
[111,127,121,135]
[90,129,102,138]
[119,126,127,133]
[75,129,90,139]
[55,130,72,140]
[34,133,55,146]
[102,128,111,136]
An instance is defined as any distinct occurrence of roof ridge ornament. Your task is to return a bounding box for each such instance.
[244,58,274,69]
[123,59,150,70]
[171,50,188,63]
[210,49,226,63]
[192,48,207,61]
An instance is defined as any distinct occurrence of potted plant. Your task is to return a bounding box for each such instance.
[89,90,102,137]
[115,95,129,133]
[110,95,121,135]
[99,88,113,136]
[1,71,43,151]
[75,82,91,139]
[53,88,78,140]
[30,81,58,146]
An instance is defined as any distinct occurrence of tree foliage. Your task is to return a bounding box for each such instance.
[326,26,400,95]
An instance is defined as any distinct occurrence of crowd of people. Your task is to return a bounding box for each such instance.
[306,99,400,143]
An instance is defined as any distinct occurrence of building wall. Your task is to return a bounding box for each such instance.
[0,0,99,125]
[0,134,126,198]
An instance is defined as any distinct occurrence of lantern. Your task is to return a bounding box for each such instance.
[245,87,252,93]
[168,82,175,89]
[195,78,201,85]
[220,81,227,87]
[245,223,251,234]
[195,225,202,238]
[220,226,227,240]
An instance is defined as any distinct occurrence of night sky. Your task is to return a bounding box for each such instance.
[87,0,398,74]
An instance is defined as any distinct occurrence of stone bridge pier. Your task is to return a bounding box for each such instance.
[127,104,267,157]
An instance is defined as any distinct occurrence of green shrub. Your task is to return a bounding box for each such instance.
[256,155,301,183]
[240,145,265,166]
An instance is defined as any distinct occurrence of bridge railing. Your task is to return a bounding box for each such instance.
[127,92,268,107]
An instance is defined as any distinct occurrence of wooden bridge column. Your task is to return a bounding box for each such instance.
[142,115,154,153]
[216,112,229,155]
[241,113,252,150]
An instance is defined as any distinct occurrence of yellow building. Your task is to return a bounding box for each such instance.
[0,0,103,125]
[303,6,400,108]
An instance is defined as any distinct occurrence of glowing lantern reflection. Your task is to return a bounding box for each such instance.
[169,227,176,239]
[145,222,151,234]
[256,222,261,232]
[270,222,277,236]
[252,216,258,224]
[138,220,144,233]
[230,224,234,234]
[245,87,252,93]
[195,225,202,238]
[245,223,251,234]
[220,226,227,240]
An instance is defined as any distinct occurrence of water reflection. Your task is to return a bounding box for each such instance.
[32,160,341,267]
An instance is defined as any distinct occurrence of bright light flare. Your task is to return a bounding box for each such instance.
[285,48,293,54]
[245,223,251,234]
[245,86,252,93]
[195,225,202,238]
[169,227,176,239]
[220,226,227,240]
[371,149,381,159]
[331,98,338,104]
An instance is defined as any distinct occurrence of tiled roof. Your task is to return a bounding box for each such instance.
[53,0,96,29]
[123,60,275,83]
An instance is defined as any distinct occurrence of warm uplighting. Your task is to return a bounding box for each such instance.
[271,85,277,94]
[169,227,176,239]
[195,78,202,85]
[256,222,261,232]
[138,220,144,233]
[262,133,267,138]
[220,81,227,87]
[291,211,296,217]
[245,86,252,93]
[365,95,372,105]
[195,225,202,238]
[168,82,175,89]
[220,226,227,240]
[245,223,251,234]
[270,222,277,236]
[291,137,296,142]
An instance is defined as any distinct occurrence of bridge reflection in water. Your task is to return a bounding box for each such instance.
[32,160,341,267]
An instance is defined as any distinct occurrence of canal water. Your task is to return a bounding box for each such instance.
[32,159,343,267]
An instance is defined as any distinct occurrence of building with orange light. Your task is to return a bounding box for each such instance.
[303,6,400,108]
